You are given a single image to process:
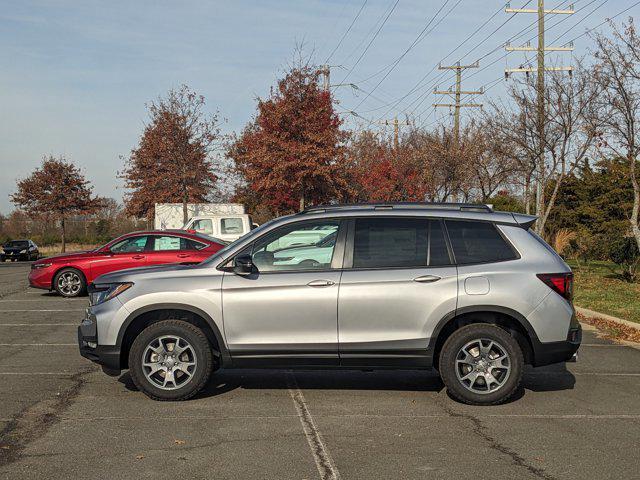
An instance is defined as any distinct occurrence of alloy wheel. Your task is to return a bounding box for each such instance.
[455,338,511,394]
[142,335,197,390]
[57,271,82,296]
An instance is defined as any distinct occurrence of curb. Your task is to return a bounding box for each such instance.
[576,306,640,332]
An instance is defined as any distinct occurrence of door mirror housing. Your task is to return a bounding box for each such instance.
[233,254,255,276]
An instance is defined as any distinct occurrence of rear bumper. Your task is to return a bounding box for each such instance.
[77,311,121,376]
[531,324,582,367]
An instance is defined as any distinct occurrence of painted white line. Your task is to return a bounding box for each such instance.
[0,372,77,375]
[0,299,87,303]
[0,309,84,312]
[0,343,76,346]
[0,323,76,326]
[287,373,341,480]
[580,344,627,347]
[528,372,640,376]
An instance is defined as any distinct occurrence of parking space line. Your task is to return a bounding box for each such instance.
[287,373,341,480]
[0,323,76,326]
[528,372,640,376]
[0,343,76,346]
[580,344,627,347]
[0,309,84,312]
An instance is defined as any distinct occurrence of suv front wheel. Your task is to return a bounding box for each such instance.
[129,320,214,401]
[439,323,524,405]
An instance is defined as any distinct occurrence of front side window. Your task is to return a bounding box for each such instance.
[110,236,148,253]
[251,221,340,272]
[191,219,213,235]
[445,220,518,264]
[353,218,450,268]
[221,217,244,235]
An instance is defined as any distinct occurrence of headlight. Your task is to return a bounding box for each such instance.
[89,282,133,306]
[31,263,52,269]
[20,249,26,253]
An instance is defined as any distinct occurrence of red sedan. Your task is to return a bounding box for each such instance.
[29,230,227,297]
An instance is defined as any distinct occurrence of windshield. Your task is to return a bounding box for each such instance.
[5,240,29,248]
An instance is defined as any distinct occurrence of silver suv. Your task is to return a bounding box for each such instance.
[78,203,581,405]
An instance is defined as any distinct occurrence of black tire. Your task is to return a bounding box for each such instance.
[129,320,214,401]
[53,267,87,298]
[439,323,523,406]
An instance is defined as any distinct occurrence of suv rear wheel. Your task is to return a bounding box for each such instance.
[439,323,523,405]
[129,320,213,401]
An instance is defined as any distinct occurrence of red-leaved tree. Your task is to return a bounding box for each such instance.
[228,62,350,213]
[122,85,221,223]
[11,156,103,252]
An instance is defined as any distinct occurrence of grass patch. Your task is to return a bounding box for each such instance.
[567,259,640,324]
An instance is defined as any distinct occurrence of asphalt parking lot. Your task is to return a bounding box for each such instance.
[0,262,639,480]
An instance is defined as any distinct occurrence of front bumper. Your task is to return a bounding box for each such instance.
[531,324,582,367]
[28,267,54,289]
[78,309,121,376]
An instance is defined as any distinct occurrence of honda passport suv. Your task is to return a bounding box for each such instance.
[78,203,581,405]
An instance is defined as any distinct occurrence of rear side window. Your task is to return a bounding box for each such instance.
[445,220,518,264]
[353,218,451,268]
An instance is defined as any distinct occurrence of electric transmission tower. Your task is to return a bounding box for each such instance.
[504,1,574,228]
[433,62,484,143]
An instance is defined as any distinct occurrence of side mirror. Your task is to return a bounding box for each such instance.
[233,254,255,276]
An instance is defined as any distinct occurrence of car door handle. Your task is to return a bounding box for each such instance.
[413,275,441,283]
[131,255,145,260]
[307,279,335,287]
[177,253,190,258]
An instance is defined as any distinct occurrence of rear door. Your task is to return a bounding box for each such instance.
[337,217,458,366]
[146,235,205,265]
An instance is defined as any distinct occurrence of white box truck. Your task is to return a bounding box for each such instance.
[154,203,253,242]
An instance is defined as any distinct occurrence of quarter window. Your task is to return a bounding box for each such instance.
[353,218,450,268]
[445,220,518,264]
[251,221,340,272]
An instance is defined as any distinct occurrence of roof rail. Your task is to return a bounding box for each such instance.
[299,202,493,214]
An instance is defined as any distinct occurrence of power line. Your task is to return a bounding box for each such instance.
[352,0,461,111]
[324,0,369,64]
[339,0,401,85]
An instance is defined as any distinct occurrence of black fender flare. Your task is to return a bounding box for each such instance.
[117,303,230,366]
[426,305,542,360]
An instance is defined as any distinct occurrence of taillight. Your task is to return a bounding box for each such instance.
[537,273,573,301]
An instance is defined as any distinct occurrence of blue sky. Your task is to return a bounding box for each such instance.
[1,0,636,213]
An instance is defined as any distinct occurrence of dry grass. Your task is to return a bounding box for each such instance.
[553,229,576,257]
[39,243,99,256]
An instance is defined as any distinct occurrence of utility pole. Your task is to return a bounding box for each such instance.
[433,62,483,144]
[375,117,410,149]
[321,65,330,91]
[504,1,574,231]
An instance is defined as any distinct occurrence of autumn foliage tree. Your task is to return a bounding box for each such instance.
[228,62,350,213]
[122,85,221,223]
[11,156,103,252]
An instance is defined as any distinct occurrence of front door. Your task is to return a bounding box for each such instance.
[222,219,345,366]
[338,217,458,366]
[90,235,149,281]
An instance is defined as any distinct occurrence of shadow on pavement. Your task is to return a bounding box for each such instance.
[118,364,576,401]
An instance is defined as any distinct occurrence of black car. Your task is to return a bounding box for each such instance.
[1,239,39,262]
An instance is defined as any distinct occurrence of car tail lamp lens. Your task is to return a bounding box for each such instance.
[537,273,573,301]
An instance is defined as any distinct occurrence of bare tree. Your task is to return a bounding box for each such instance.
[592,19,640,251]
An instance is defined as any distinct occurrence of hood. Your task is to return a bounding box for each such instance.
[37,250,94,262]
[94,263,195,284]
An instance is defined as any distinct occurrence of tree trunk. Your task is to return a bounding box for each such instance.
[629,153,640,252]
[60,217,66,253]
[182,184,189,226]
[524,176,531,215]
[299,183,305,212]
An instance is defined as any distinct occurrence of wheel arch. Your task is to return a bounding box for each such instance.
[117,303,229,370]
[428,305,539,368]
[51,265,87,291]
